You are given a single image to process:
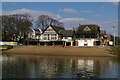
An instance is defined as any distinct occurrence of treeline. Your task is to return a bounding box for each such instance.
[1,14,64,44]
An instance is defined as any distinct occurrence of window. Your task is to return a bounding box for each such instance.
[64,37,68,39]
[44,34,48,40]
[44,37,48,40]
[84,26,91,31]
[85,35,90,38]
[51,37,56,40]
[80,35,85,38]
[59,35,62,39]
[51,34,56,40]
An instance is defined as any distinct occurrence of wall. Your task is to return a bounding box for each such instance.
[62,37,72,41]
[77,39,95,46]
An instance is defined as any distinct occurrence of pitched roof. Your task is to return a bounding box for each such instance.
[51,26,65,34]
[43,25,65,34]
[60,30,74,37]
[76,24,100,35]
[41,29,45,32]
[34,29,40,32]
[33,29,42,35]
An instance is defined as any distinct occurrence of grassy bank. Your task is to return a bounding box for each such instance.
[107,46,120,56]
[0,45,13,51]
[2,45,117,57]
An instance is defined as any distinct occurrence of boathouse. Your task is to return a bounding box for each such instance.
[75,24,101,46]
[39,25,65,46]
[28,29,43,45]
[60,27,75,46]
[27,24,113,46]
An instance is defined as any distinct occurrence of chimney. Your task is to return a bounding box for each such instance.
[72,27,75,31]
[104,30,106,35]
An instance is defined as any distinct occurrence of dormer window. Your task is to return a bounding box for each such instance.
[83,26,91,31]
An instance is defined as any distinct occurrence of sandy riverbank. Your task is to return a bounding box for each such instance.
[2,46,116,57]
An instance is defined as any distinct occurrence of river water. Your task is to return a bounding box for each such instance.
[1,54,120,78]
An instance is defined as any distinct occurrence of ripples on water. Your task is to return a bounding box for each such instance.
[1,54,119,78]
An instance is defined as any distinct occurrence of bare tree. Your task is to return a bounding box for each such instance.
[2,14,32,44]
[36,15,64,29]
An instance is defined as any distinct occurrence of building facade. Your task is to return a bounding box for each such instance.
[28,25,113,46]
[39,25,65,46]
[60,28,75,46]
[28,29,43,40]
[75,24,101,46]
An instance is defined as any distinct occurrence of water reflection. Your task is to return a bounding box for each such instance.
[2,54,119,78]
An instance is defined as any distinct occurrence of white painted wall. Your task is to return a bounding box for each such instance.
[109,41,113,46]
[29,29,42,40]
[78,39,95,46]
[78,40,84,46]
[62,37,72,41]
[87,39,94,46]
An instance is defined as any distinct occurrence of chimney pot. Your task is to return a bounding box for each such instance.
[72,27,75,31]
[104,30,106,35]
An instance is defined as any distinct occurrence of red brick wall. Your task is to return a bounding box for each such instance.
[94,41,96,46]
[107,35,111,41]
[105,42,108,46]
[76,41,78,46]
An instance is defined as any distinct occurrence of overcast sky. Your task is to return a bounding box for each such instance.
[2,2,118,36]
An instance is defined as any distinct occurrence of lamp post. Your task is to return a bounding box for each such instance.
[113,26,115,46]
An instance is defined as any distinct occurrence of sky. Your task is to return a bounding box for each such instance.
[2,2,118,36]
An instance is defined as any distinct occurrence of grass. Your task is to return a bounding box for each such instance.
[1,45,14,51]
[107,46,120,56]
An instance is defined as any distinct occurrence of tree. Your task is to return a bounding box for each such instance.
[36,15,64,29]
[2,14,32,43]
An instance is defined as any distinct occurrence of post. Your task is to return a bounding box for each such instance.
[62,41,64,47]
[52,42,55,46]
[113,26,115,46]
[71,41,73,46]
[76,41,78,46]
[65,42,66,46]
[114,31,115,46]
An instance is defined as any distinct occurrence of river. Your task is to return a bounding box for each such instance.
[1,54,120,78]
